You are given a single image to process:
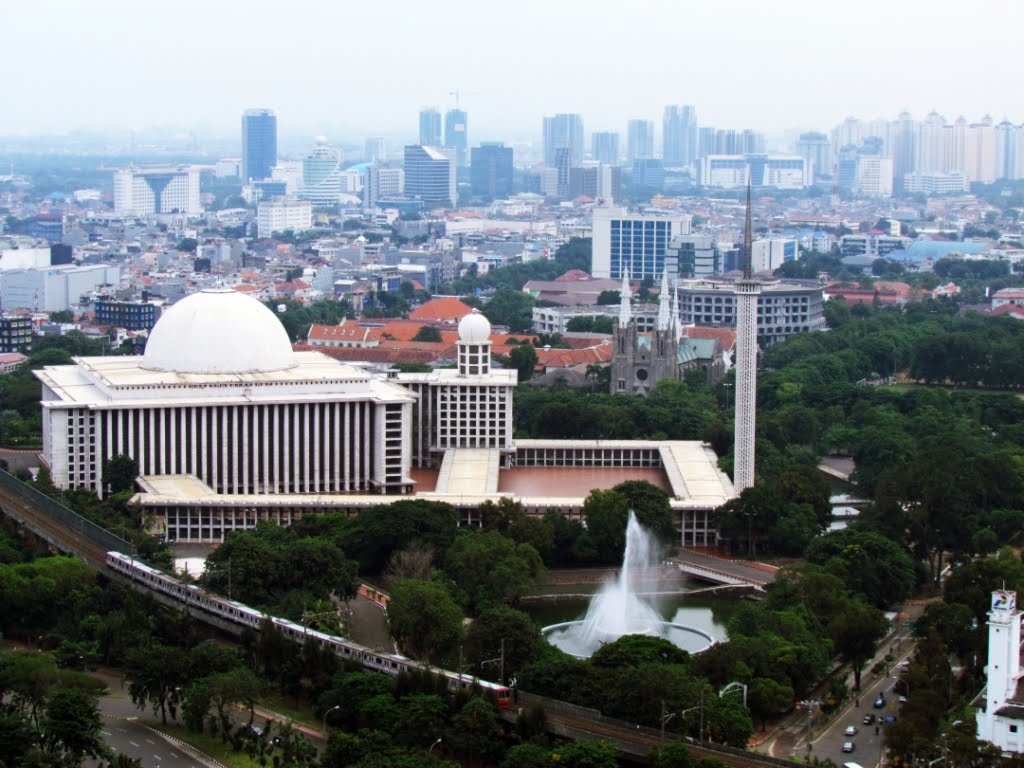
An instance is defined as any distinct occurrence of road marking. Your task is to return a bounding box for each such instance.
[154,754,162,761]
[129,740,140,747]
[170,752,180,757]
[146,738,156,745]
[101,730,112,736]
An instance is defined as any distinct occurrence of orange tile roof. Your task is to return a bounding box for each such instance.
[307,320,372,343]
[535,343,613,368]
[683,326,737,351]
[409,297,474,322]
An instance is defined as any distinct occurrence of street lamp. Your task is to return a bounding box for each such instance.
[429,737,443,754]
[322,705,341,732]
[799,699,821,758]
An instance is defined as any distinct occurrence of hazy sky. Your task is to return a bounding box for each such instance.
[3,0,1022,145]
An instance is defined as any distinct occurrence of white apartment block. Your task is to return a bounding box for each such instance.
[854,156,894,197]
[903,171,970,195]
[364,166,405,208]
[1,264,121,312]
[113,165,201,215]
[257,198,313,238]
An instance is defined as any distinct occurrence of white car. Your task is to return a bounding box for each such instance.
[844,725,858,736]
[842,741,856,753]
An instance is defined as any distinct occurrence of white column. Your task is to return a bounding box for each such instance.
[241,405,249,494]
[231,405,240,493]
[311,403,319,492]
[127,409,135,470]
[353,401,362,490]
[209,407,219,491]
[147,409,157,477]
[733,278,761,492]
[303,403,311,492]
[220,406,228,493]
[272,404,280,493]
[332,401,341,491]
[283,404,291,492]
[200,407,208,485]
[343,402,350,491]
[189,406,197,476]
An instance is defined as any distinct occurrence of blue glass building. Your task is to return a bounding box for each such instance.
[241,109,277,182]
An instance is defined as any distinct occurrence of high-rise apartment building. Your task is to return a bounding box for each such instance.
[470,143,513,200]
[542,113,584,167]
[419,108,442,146]
[996,121,1024,180]
[663,105,697,166]
[404,145,456,208]
[591,207,692,280]
[241,109,277,182]
[591,132,620,165]
[626,120,655,163]
[444,109,468,168]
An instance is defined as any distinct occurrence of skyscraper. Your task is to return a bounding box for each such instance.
[444,109,468,167]
[626,120,655,162]
[795,132,832,180]
[404,145,455,207]
[419,108,442,146]
[663,105,697,166]
[300,137,343,205]
[591,132,620,165]
[241,109,277,182]
[733,184,760,493]
[470,143,513,200]
[364,137,386,163]
[542,113,584,167]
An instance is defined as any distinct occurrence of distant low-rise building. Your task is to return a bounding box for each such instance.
[93,299,158,332]
[0,315,32,353]
[257,198,313,239]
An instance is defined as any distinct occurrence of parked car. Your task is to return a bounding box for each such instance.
[844,725,859,736]
[862,713,876,725]
[842,741,856,753]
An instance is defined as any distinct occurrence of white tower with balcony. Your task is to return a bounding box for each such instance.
[733,183,760,492]
[977,590,1024,753]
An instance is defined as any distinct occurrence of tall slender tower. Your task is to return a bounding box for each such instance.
[733,183,761,491]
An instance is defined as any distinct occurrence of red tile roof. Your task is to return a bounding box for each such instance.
[409,297,474,322]
[683,326,737,351]
[535,342,613,368]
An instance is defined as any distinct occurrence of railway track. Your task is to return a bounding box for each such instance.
[0,474,787,767]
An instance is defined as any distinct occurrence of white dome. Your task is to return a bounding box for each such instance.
[142,289,295,374]
[458,310,491,344]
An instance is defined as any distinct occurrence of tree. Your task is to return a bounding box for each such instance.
[549,739,619,768]
[448,697,501,763]
[830,602,889,691]
[583,489,630,564]
[481,289,535,332]
[613,480,675,542]
[412,325,443,342]
[202,667,265,740]
[123,644,189,723]
[747,677,794,729]
[596,290,621,305]
[49,309,75,323]
[176,237,198,253]
[650,741,696,768]
[41,686,109,764]
[463,606,542,680]
[387,579,464,662]
[506,343,538,382]
[444,530,544,612]
[590,634,690,668]
[102,454,139,494]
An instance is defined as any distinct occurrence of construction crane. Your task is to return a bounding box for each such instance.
[449,90,479,109]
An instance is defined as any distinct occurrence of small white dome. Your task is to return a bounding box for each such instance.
[458,310,491,343]
[142,289,295,374]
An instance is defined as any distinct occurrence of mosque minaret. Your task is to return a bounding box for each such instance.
[733,183,761,492]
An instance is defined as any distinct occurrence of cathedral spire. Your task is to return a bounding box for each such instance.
[618,271,631,327]
[743,180,753,279]
[671,279,681,338]
[657,271,671,331]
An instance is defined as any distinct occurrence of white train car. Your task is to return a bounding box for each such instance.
[105,552,512,708]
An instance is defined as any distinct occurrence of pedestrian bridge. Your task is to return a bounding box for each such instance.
[674,549,777,590]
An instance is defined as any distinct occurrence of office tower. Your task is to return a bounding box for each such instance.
[113,165,201,215]
[419,108,442,146]
[241,109,277,182]
[591,207,692,280]
[591,132,620,165]
[300,137,343,205]
[404,145,456,207]
[542,113,584,167]
[631,158,665,191]
[697,127,717,159]
[365,137,386,163]
[733,184,760,493]
[795,132,832,180]
[626,120,655,162]
[663,105,697,165]
[364,165,405,208]
[569,164,621,202]
[444,109,468,167]
[470,143,513,200]
[854,156,894,197]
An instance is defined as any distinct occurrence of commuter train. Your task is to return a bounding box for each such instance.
[105,551,512,709]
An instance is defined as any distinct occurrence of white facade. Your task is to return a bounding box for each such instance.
[751,238,798,273]
[976,590,1024,754]
[1,264,121,312]
[35,289,415,497]
[257,198,313,238]
[903,171,970,194]
[0,248,51,271]
[700,156,810,189]
[113,165,201,215]
[300,139,343,205]
[364,166,405,208]
[214,158,241,178]
[854,156,894,197]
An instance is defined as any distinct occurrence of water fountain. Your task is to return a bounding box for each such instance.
[542,511,715,657]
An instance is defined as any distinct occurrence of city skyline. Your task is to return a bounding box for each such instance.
[2,0,1022,142]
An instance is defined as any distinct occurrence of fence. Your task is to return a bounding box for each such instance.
[0,468,135,555]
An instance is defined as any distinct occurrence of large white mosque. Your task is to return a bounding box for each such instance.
[37,288,736,545]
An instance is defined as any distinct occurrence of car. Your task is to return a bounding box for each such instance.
[844,725,859,736]
[842,741,856,753]
[899,660,911,670]
[898,695,907,704]
[873,696,886,709]
[862,713,876,725]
